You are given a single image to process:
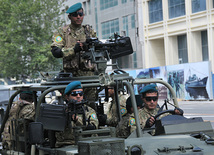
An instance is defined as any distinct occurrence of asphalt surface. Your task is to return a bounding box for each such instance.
[178,100,214,128]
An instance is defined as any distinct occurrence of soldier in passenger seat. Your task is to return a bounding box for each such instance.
[2,91,35,150]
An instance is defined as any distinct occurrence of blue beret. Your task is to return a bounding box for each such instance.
[66,3,82,14]
[64,81,82,95]
[140,84,158,94]
[126,95,142,108]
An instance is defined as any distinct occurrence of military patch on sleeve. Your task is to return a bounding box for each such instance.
[129,118,135,126]
[55,35,63,43]
[121,108,127,116]
[90,113,97,120]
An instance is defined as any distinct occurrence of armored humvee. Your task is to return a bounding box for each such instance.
[1,35,214,155]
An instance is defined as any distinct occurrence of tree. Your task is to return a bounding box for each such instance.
[0,0,65,80]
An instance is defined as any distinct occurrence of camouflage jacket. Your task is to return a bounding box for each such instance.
[106,93,129,127]
[2,100,35,149]
[55,105,98,146]
[138,106,168,129]
[138,107,159,129]
[116,113,136,138]
[51,24,97,76]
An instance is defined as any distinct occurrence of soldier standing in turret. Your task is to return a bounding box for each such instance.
[51,2,97,76]
[51,3,98,107]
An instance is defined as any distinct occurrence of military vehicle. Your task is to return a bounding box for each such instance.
[1,34,214,155]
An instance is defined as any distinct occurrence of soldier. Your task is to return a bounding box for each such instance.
[138,84,183,130]
[51,2,98,107]
[55,81,98,147]
[98,86,129,127]
[2,91,35,150]
[116,95,142,138]
[51,2,97,76]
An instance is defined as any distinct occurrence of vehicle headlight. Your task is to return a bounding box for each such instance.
[127,145,144,155]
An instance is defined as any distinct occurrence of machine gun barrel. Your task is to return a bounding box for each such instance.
[85,36,127,49]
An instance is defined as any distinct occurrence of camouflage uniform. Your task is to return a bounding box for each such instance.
[138,106,168,133]
[2,100,35,149]
[106,93,129,127]
[51,24,97,76]
[116,113,136,138]
[138,107,159,130]
[52,24,98,106]
[119,93,129,116]
[55,105,98,147]
[105,99,117,127]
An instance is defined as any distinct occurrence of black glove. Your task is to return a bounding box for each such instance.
[51,46,63,58]
[145,116,155,128]
[174,107,184,116]
[73,43,82,53]
[82,42,88,51]
[82,53,91,59]
[98,114,107,126]
[86,123,96,130]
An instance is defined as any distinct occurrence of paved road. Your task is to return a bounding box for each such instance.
[178,100,214,128]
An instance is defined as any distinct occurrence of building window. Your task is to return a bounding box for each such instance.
[117,55,129,69]
[95,0,99,36]
[100,0,118,10]
[131,14,135,29]
[101,19,119,39]
[178,35,188,64]
[123,16,129,36]
[201,31,208,61]
[168,0,185,19]
[192,0,206,13]
[83,2,87,16]
[122,0,127,3]
[133,52,137,68]
[88,1,91,15]
[149,0,163,23]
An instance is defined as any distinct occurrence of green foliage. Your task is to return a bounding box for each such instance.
[0,0,65,79]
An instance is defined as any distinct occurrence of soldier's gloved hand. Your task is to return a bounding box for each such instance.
[98,114,107,126]
[51,46,63,58]
[86,123,96,130]
[82,42,88,51]
[145,116,155,128]
[82,53,91,59]
[174,107,184,116]
[74,43,82,53]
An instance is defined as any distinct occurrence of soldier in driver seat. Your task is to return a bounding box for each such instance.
[138,84,183,130]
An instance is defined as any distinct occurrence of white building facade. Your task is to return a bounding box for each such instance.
[139,0,214,72]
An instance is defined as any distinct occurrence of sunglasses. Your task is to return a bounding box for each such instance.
[70,12,84,17]
[70,91,84,96]
[145,96,158,102]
